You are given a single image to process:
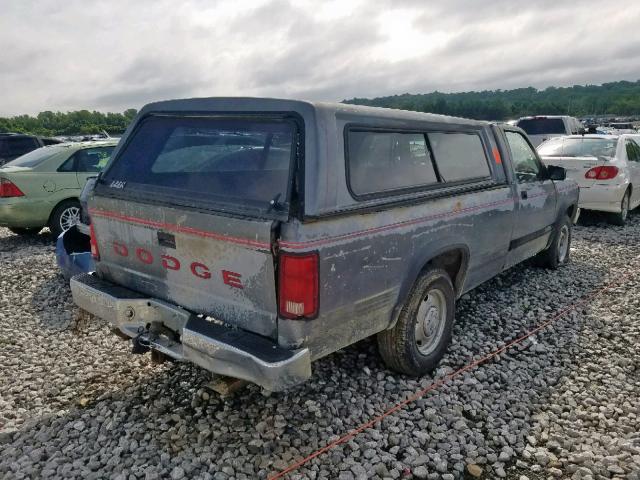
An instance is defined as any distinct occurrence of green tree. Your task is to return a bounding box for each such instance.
[0,110,138,136]
[344,80,640,120]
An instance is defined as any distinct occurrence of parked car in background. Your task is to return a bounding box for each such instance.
[71,98,578,392]
[0,140,117,237]
[607,122,637,134]
[538,134,640,224]
[0,133,62,166]
[516,116,584,147]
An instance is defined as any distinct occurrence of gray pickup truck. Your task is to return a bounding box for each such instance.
[70,98,579,392]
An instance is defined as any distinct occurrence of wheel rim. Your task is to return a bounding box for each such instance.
[557,225,570,263]
[414,288,447,356]
[621,193,629,221]
[59,206,80,232]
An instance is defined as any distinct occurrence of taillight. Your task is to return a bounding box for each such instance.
[585,166,619,180]
[278,252,319,319]
[89,223,100,260]
[0,178,25,198]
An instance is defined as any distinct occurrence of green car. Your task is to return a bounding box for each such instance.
[0,141,117,237]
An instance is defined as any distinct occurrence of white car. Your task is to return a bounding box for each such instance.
[538,134,640,225]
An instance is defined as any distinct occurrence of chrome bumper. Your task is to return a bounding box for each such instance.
[70,273,311,391]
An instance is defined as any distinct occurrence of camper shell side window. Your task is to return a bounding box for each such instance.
[344,125,494,200]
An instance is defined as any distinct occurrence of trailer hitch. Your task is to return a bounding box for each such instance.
[131,327,151,354]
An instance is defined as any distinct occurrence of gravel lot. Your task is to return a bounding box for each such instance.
[1,213,639,480]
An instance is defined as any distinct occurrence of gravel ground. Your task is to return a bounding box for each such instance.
[0,213,639,480]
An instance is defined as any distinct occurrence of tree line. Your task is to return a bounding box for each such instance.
[344,80,640,120]
[0,109,138,136]
[1,80,640,136]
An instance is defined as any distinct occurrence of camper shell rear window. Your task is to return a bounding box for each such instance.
[98,114,299,218]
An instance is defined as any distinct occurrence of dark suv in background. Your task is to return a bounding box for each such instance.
[0,133,62,166]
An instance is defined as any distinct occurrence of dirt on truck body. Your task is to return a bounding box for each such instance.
[71,97,578,391]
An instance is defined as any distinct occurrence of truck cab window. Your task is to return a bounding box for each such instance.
[505,131,541,183]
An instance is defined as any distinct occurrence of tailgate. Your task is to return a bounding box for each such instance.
[541,155,604,188]
[89,113,299,339]
[90,196,278,338]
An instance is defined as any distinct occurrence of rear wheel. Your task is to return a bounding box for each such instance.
[609,190,630,226]
[377,268,455,376]
[534,216,572,269]
[49,200,81,238]
[9,227,41,235]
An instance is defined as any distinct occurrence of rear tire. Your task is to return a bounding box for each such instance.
[609,190,630,226]
[377,268,455,376]
[9,227,41,235]
[49,200,81,238]
[533,216,572,269]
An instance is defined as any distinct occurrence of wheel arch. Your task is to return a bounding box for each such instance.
[47,196,81,226]
[565,202,580,224]
[387,244,469,330]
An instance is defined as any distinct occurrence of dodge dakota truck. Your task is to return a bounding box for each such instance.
[70,98,579,392]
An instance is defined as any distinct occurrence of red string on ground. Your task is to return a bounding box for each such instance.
[269,268,636,479]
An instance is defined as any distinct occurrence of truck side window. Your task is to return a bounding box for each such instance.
[347,130,438,196]
[505,131,541,183]
[428,132,491,182]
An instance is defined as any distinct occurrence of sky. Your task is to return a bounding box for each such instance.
[1,0,640,116]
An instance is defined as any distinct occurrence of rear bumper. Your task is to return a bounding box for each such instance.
[70,273,311,391]
[578,183,627,213]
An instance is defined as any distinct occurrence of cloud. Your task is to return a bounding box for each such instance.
[0,0,639,115]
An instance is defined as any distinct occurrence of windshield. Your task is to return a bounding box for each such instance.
[2,145,62,168]
[100,115,296,216]
[537,137,618,158]
[516,118,566,135]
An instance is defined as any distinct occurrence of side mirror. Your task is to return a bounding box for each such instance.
[547,165,567,181]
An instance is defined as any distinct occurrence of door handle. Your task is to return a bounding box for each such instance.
[521,190,528,199]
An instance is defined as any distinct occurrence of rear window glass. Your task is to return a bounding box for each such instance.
[428,132,490,182]
[2,145,59,168]
[516,118,566,135]
[347,131,438,196]
[7,137,39,156]
[101,115,295,215]
[537,137,617,158]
